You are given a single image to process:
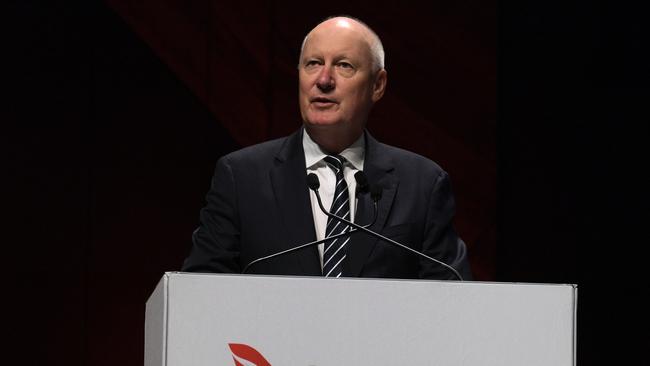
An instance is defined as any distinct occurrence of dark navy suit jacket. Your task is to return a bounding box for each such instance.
[182,129,472,280]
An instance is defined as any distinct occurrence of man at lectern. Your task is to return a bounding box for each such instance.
[182,16,472,280]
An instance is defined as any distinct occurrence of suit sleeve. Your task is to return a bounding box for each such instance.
[419,170,473,280]
[181,156,242,273]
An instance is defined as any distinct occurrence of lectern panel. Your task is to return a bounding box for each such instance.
[145,273,576,365]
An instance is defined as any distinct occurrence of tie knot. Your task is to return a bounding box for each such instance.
[323,155,346,172]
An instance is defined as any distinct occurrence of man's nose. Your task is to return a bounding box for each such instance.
[316,66,335,92]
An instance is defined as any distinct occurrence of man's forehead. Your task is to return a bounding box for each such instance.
[308,17,371,41]
[303,20,372,55]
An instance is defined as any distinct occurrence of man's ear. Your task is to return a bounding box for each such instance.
[371,69,388,102]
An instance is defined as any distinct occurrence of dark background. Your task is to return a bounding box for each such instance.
[5,0,647,365]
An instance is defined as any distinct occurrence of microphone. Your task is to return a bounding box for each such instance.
[307,172,320,191]
[241,174,379,274]
[307,174,464,281]
[354,171,369,195]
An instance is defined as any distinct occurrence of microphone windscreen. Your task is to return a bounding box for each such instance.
[354,171,369,192]
[307,173,320,190]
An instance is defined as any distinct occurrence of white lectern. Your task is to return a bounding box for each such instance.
[145,272,576,365]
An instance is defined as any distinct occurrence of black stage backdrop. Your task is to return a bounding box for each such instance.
[5,0,647,365]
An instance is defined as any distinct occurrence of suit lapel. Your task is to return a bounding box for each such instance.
[344,132,398,277]
[269,130,322,275]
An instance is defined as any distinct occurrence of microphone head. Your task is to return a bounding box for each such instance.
[307,173,320,191]
[354,171,369,194]
[370,185,383,202]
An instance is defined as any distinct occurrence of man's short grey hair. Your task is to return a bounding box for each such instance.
[299,16,385,72]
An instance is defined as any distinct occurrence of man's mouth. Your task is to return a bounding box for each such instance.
[311,97,337,107]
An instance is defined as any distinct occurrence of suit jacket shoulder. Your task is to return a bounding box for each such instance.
[366,134,449,190]
[219,132,297,167]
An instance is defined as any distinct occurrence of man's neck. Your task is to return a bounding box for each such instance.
[304,126,363,154]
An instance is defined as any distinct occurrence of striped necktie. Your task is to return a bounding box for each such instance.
[322,155,350,277]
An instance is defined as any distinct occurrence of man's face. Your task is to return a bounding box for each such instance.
[299,20,384,138]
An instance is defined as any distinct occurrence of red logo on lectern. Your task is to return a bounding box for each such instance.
[228,343,272,366]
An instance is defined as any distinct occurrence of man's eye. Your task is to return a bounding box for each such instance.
[305,60,320,67]
[338,62,353,69]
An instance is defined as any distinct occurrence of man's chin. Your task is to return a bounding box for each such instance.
[303,118,342,129]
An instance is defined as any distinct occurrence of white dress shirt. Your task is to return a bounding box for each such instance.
[303,129,365,269]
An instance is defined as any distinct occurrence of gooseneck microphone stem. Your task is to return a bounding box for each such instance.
[312,188,464,281]
[241,201,378,274]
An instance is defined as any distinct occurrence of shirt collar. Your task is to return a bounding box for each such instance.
[303,129,365,170]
